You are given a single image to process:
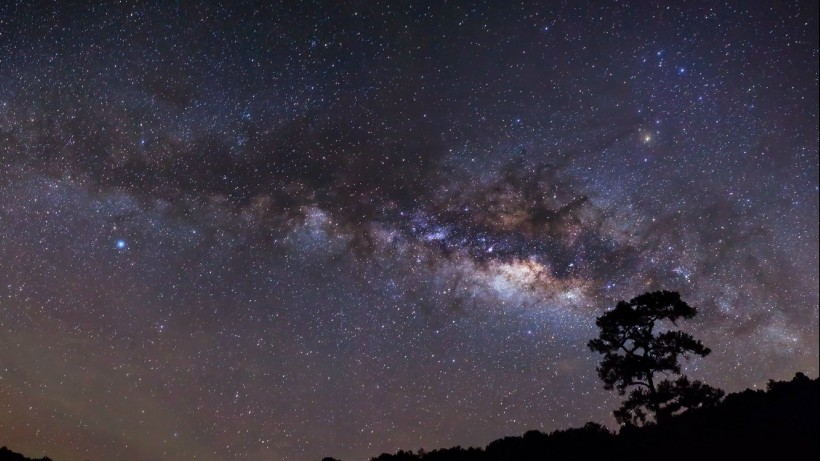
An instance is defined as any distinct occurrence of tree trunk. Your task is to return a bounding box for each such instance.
[647,375,663,424]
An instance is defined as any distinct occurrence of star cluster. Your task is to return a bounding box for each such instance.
[0,2,817,460]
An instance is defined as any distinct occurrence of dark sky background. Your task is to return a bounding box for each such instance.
[0,1,817,460]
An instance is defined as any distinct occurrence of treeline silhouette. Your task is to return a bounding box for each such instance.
[0,446,51,461]
[347,372,818,461]
[3,373,816,461]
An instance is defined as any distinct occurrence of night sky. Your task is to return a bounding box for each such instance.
[0,2,817,460]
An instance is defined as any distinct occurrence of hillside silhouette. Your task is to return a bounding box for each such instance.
[361,373,818,461]
[0,446,52,461]
[3,373,816,461]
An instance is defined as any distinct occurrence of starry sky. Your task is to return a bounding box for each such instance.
[0,1,817,460]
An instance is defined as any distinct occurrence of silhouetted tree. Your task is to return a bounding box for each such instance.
[588,291,724,425]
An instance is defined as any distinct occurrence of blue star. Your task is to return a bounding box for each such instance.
[116,239,127,250]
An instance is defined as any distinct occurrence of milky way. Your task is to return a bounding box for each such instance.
[0,2,817,460]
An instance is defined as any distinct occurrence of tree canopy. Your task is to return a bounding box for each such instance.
[588,291,724,425]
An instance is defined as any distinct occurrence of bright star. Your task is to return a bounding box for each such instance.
[116,240,127,250]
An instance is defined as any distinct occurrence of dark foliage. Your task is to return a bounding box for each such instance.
[588,290,724,424]
[360,373,818,461]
